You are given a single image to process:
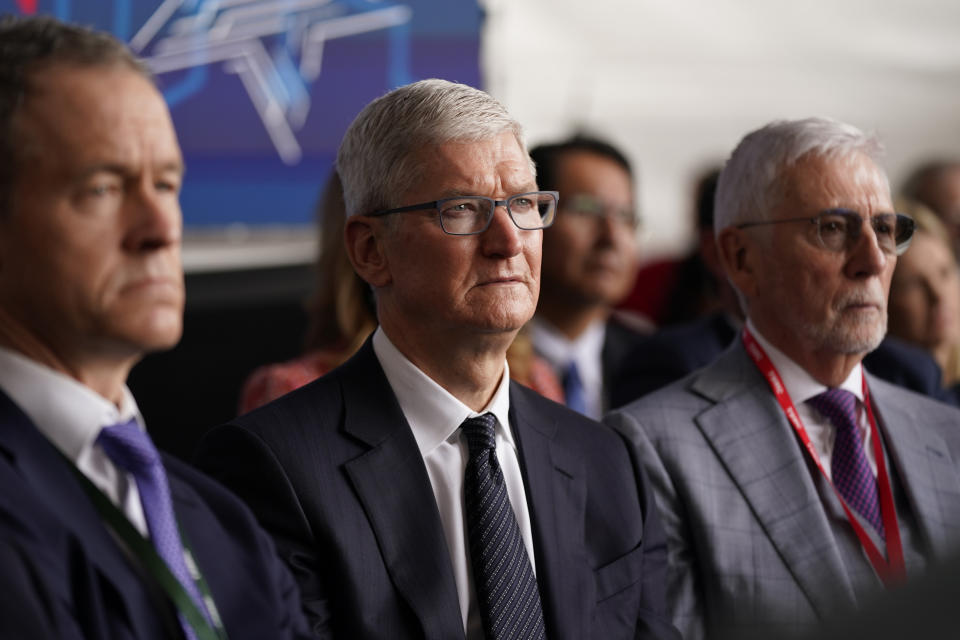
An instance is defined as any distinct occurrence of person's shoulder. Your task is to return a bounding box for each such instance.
[163,453,259,526]
[604,310,655,355]
[607,309,656,337]
[865,337,949,400]
[870,374,960,411]
[511,382,628,452]
[869,375,960,432]
[608,342,755,436]
[232,355,349,435]
[237,350,338,414]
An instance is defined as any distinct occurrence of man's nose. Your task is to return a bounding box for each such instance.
[480,204,523,257]
[846,218,889,278]
[123,182,182,252]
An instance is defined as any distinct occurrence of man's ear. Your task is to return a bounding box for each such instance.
[344,216,392,288]
[716,226,760,299]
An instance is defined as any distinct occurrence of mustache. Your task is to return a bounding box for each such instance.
[834,283,885,309]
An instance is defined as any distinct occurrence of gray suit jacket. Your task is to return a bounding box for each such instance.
[604,341,960,640]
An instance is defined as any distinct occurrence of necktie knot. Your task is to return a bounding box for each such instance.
[461,413,497,456]
[806,388,858,433]
[97,418,162,474]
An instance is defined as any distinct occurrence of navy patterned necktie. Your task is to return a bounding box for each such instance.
[562,361,588,415]
[461,413,546,640]
[806,389,885,537]
[97,419,209,640]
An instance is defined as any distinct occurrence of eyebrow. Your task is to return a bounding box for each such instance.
[823,207,898,216]
[435,185,540,199]
[78,159,186,180]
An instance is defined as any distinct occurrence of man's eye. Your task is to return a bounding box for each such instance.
[872,218,894,237]
[89,183,118,196]
[511,198,534,211]
[441,200,483,216]
[819,216,848,235]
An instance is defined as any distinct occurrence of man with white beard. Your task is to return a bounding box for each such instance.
[606,118,960,640]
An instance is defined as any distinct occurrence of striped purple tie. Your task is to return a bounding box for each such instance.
[462,413,546,640]
[97,419,207,640]
[806,389,885,537]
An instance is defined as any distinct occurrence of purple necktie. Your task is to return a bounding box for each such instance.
[97,419,206,640]
[462,413,546,640]
[806,389,885,537]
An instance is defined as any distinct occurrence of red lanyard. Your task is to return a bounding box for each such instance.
[742,327,905,585]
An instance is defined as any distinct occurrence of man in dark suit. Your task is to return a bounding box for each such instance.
[196,80,676,640]
[527,135,651,418]
[0,16,308,639]
[606,118,960,640]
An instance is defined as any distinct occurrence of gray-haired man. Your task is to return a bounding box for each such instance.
[197,79,677,640]
[606,117,960,639]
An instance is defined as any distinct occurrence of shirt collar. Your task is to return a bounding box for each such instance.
[0,346,143,461]
[528,316,606,370]
[746,319,863,403]
[372,327,514,456]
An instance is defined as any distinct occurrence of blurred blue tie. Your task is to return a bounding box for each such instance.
[562,361,588,415]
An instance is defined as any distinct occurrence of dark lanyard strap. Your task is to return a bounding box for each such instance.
[68,462,229,640]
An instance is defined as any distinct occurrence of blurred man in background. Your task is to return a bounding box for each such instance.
[529,135,648,418]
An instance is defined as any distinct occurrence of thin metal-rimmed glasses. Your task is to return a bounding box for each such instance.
[736,208,916,256]
[561,193,640,229]
[367,191,559,236]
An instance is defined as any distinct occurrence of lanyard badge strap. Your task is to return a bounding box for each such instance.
[742,327,905,585]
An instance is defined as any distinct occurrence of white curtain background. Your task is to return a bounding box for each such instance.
[480,0,960,260]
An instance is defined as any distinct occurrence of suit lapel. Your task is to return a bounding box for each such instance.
[691,346,857,616]
[866,375,960,557]
[509,385,589,640]
[338,343,464,639]
[0,389,171,637]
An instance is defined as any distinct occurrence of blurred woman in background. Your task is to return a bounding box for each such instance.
[888,199,960,389]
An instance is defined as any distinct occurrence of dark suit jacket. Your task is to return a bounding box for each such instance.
[195,339,678,640]
[0,388,309,640]
[602,315,650,406]
[610,312,956,409]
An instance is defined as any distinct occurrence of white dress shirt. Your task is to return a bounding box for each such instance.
[748,320,878,478]
[529,317,606,419]
[0,346,149,535]
[372,327,536,639]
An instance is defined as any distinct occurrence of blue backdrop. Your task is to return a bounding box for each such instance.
[3,0,483,226]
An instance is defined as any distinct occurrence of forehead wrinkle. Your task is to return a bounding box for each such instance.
[778,153,891,217]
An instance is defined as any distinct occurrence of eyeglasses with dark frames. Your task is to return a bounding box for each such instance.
[367,191,559,236]
[736,208,916,256]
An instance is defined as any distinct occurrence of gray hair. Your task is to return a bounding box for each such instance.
[336,78,527,217]
[714,117,888,235]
